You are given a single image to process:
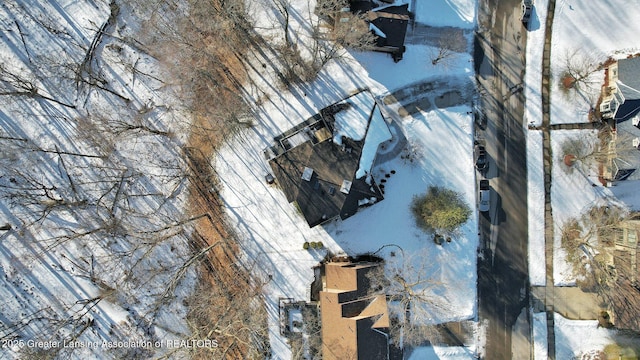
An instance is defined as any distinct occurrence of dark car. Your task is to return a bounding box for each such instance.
[520,0,533,25]
[474,144,489,173]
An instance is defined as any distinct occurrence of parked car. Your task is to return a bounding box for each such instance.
[479,180,490,212]
[474,144,489,173]
[520,0,533,25]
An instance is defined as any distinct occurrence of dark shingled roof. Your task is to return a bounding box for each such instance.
[368,4,410,50]
[268,96,385,227]
[615,57,640,120]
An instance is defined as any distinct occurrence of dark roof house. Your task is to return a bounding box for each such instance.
[339,1,410,62]
[600,57,640,182]
[365,4,410,60]
[320,261,390,360]
[265,91,392,228]
[600,56,640,121]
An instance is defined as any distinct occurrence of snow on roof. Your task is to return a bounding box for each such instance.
[333,91,375,145]
[288,308,303,333]
[369,22,387,38]
[302,166,314,181]
[356,105,392,179]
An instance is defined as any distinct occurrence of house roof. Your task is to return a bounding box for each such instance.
[615,57,640,120]
[367,4,410,50]
[320,262,390,360]
[613,116,640,180]
[268,92,388,227]
[350,0,375,13]
[612,249,640,332]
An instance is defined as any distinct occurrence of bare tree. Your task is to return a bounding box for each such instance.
[560,48,603,101]
[560,131,612,175]
[559,205,640,330]
[431,44,454,66]
[0,64,76,109]
[272,0,293,47]
[367,251,451,348]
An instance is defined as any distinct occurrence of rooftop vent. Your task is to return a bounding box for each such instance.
[302,167,314,181]
[340,180,352,194]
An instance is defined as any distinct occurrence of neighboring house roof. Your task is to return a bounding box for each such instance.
[267,91,391,227]
[347,1,410,61]
[350,0,376,12]
[606,218,640,332]
[366,4,410,51]
[615,57,640,120]
[320,262,390,360]
[613,115,640,169]
[612,247,640,332]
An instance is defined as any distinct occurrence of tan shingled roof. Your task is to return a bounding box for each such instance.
[320,262,390,360]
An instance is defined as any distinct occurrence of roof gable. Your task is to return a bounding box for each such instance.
[267,91,389,227]
[367,4,410,49]
[618,56,640,100]
[320,262,390,360]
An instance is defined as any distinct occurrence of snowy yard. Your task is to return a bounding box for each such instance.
[524,0,640,357]
[216,75,478,358]
[525,0,640,285]
[0,1,199,359]
[549,0,640,125]
[214,0,479,358]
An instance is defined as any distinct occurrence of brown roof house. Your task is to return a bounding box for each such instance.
[265,91,392,228]
[320,261,390,360]
[612,217,640,283]
[600,215,640,332]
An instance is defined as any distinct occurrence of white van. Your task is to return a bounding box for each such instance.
[479,180,490,212]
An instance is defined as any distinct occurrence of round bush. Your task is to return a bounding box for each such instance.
[412,186,471,233]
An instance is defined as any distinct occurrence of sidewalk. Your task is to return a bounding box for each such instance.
[532,286,603,320]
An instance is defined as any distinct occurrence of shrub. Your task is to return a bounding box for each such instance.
[411,186,471,233]
[303,242,310,250]
[317,241,324,249]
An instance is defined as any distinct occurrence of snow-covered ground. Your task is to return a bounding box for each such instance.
[531,311,548,359]
[527,0,640,127]
[527,130,545,286]
[0,1,198,359]
[550,129,608,285]
[524,0,640,357]
[549,0,640,125]
[215,0,479,358]
[408,344,478,360]
[525,0,640,285]
[531,311,619,359]
[554,313,617,359]
[523,0,547,128]
[413,0,476,28]
[216,68,477,359]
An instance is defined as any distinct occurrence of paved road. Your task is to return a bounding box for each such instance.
[475,0,530,358]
